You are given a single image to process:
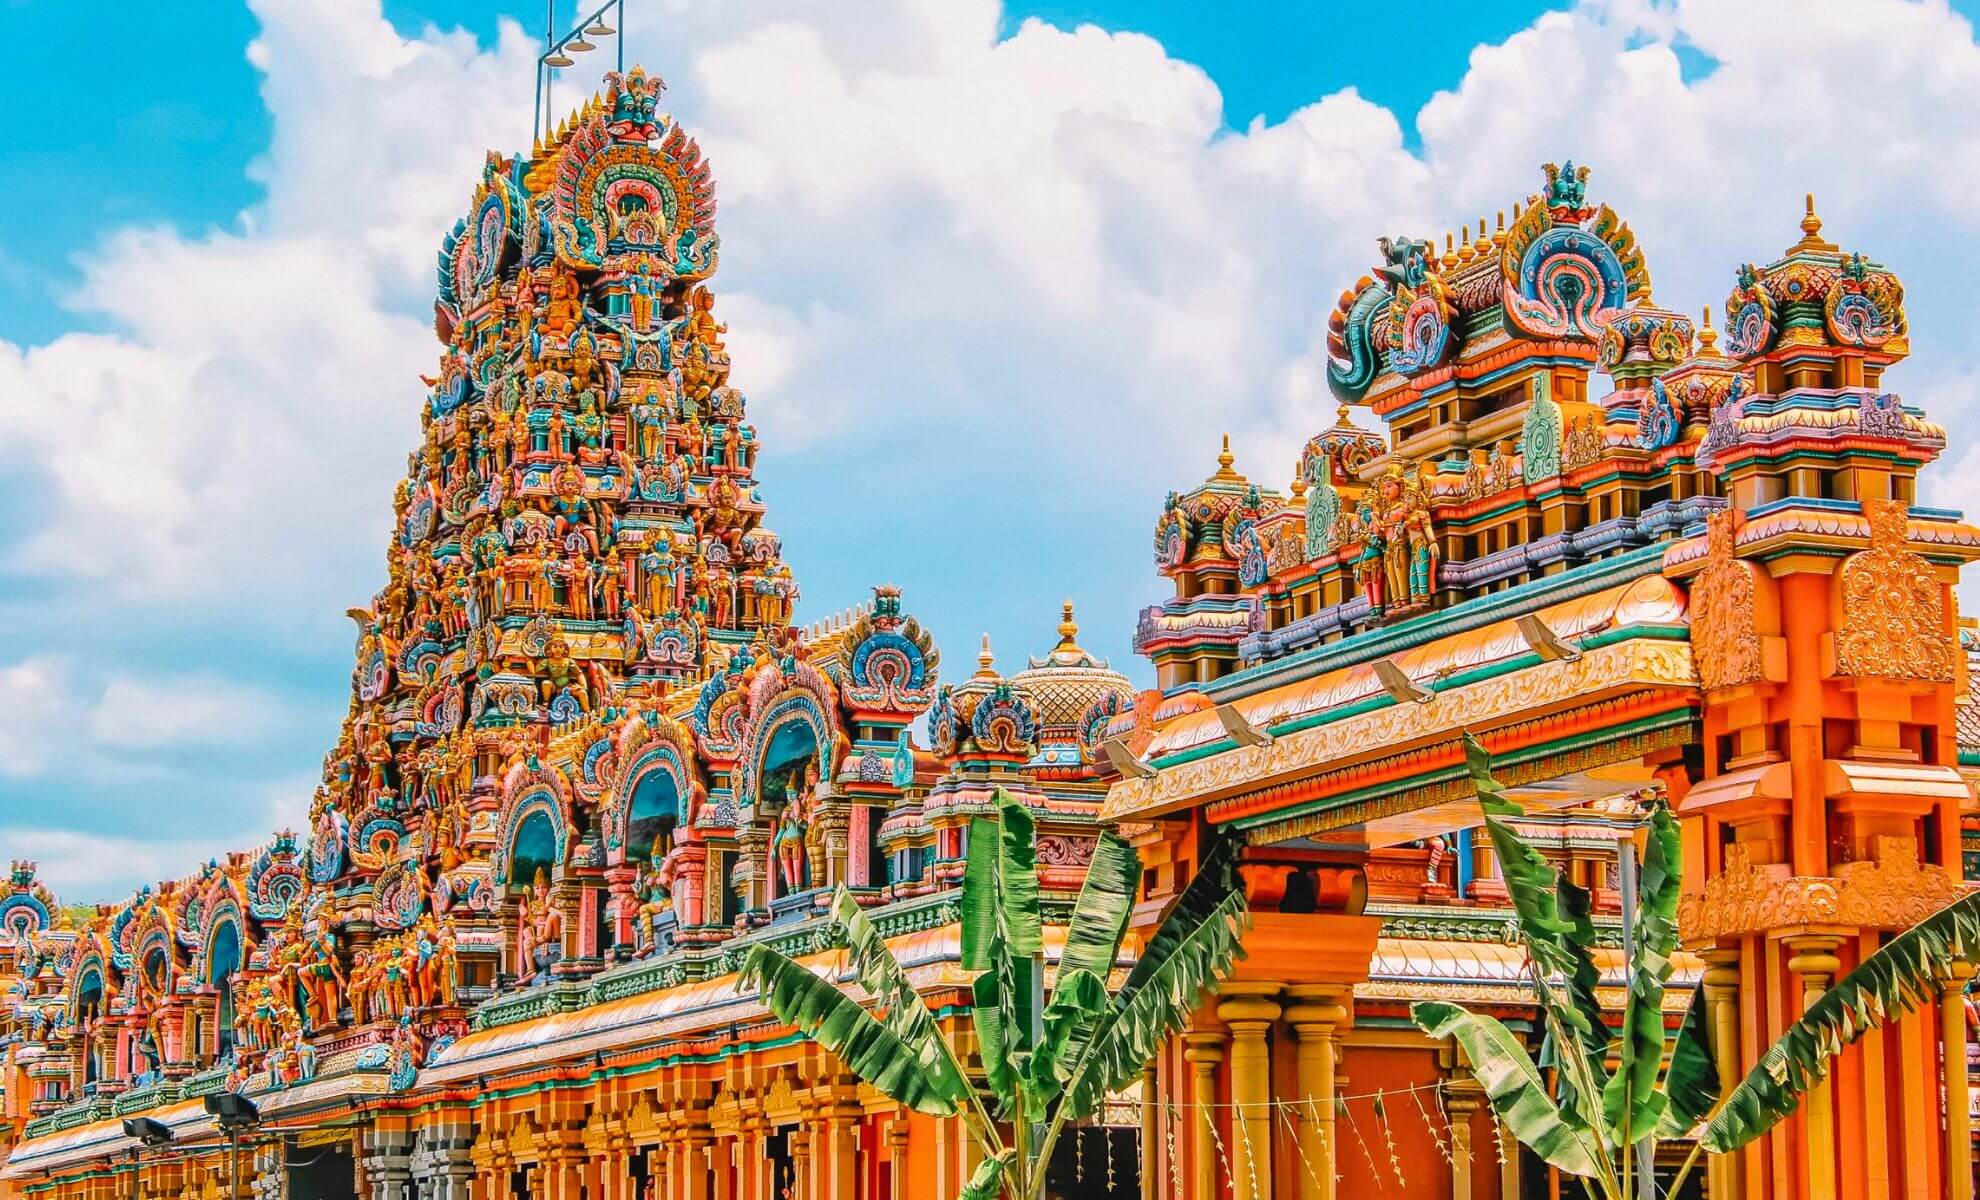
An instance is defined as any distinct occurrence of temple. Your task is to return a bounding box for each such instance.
[3,68,1977,1200]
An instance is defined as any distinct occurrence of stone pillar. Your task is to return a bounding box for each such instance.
[365,1129,414,1200]
[1948,961,1977,1200]
[1699,947,1744,1200]
[1446,1076,1483,1200]
[886,1117,908,1196]
[1786,934,1844,1198]
[817,1104,858,1200]
[1283,986,1348,1200]
[1217,984,1282,1200]
[686,1133,719,1200]
[1182,1032,1225,1200]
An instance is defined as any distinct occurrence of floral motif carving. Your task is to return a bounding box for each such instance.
[1833,497,1956,682]
[1687,511,1769,692]
[1681,837,1969,942]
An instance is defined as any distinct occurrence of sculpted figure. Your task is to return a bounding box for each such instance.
[516,869,565,983]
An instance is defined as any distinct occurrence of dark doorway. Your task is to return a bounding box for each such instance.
[1045,1126,1138,1199]
[767,1126,796,1199]
[285,1139,357,1200]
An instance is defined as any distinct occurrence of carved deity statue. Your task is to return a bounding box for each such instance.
[1354,464,1438,617]
[516,870,565,983]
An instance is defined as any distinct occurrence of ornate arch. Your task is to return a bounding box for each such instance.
[493,769,573,886]
[739,661,838,813]
[603,714,699,862]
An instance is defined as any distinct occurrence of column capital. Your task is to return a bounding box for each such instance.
[1283,984,1351,1032]
[1216,982,1283,1027]
[1182,1031,1225,1065]
[1784,933,1845,985]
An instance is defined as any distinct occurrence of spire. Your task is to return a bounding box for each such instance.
[975,633,998,678]
[1793,192,1837,253]
[1214,433,1239,480]
[1698,304,1721,359]
[1055,600,1079,651]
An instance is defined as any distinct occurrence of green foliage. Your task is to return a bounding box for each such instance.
[1417,730,1979,1200]
[1414,1001,1606,1178]
[740,941,968,1117]
[1601,799,1681,1144]
[1696,886,1980,1153]
[746,786,1249,1200]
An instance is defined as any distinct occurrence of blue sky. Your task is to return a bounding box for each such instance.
[7,0,1980,900]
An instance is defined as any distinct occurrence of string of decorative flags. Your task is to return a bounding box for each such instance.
[1060,1078,1490,1197]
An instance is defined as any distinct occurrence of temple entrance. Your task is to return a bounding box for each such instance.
[766,1127,796,1198]
[285,1138,357,1200]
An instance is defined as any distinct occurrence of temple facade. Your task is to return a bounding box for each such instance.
[2,68,1976,1200]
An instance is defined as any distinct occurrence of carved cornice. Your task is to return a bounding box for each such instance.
[1680,836,1969,942]
[1101,637,1697,822]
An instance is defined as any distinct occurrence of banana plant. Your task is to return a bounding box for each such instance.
[742,788,1250,1200]
[1415,731,1980,1197]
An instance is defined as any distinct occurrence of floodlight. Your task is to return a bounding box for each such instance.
[203,1091,261,1131]
[122,1116,175,1147]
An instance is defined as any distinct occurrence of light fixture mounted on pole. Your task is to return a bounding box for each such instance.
[533,0,628,141]
[203,1091,261,1200]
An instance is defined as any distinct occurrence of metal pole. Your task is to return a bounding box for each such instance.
[1618,835,1652,1200]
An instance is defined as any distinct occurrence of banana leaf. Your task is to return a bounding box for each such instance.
[831,887,976,1105]
[1656,981,1719,1139]
[1034,967,1108,1096]
[1059,852,1248,1121]
[1413,1000,1607,1179]
[1601,800,1680,1143]
[1462,733,1609,1066]
[1059,832,1139,981]
[1044,833,1140,1082]
[1701,887,1980,1153]
[994,792,1044,958]
[741,943,968,1116]
[957,1148,1015,1200]
[972,966,1017,1109]
[961,816,1001,971]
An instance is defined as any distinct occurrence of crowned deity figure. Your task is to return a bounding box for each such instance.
[1354,464,1439,618]
[632,848,674,957]
[515,870,566,984]
[773,762,826,893]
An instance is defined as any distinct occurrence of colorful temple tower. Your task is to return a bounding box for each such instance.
[0,52,1976,1200]
[1102,165,1980,1200]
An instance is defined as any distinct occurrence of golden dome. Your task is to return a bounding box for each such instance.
[1009,602,1134,735]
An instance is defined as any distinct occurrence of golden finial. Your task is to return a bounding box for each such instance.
[1289,469,1308,501]
[1457,227,1475,265]
[1056,601,1080,649]
[1697,304,1720,357]
[976,633,997,677]
[1441,233,1458,270]
[1335,404,1354,427]
[1214,434,1238,479]
[1512,199,1523,220]
[1494,210,1506,250]
[1794,192,1836,252]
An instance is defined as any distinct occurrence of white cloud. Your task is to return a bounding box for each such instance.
[0,657,82,778]
[88,674,281,751]
[9,0,1980,895]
